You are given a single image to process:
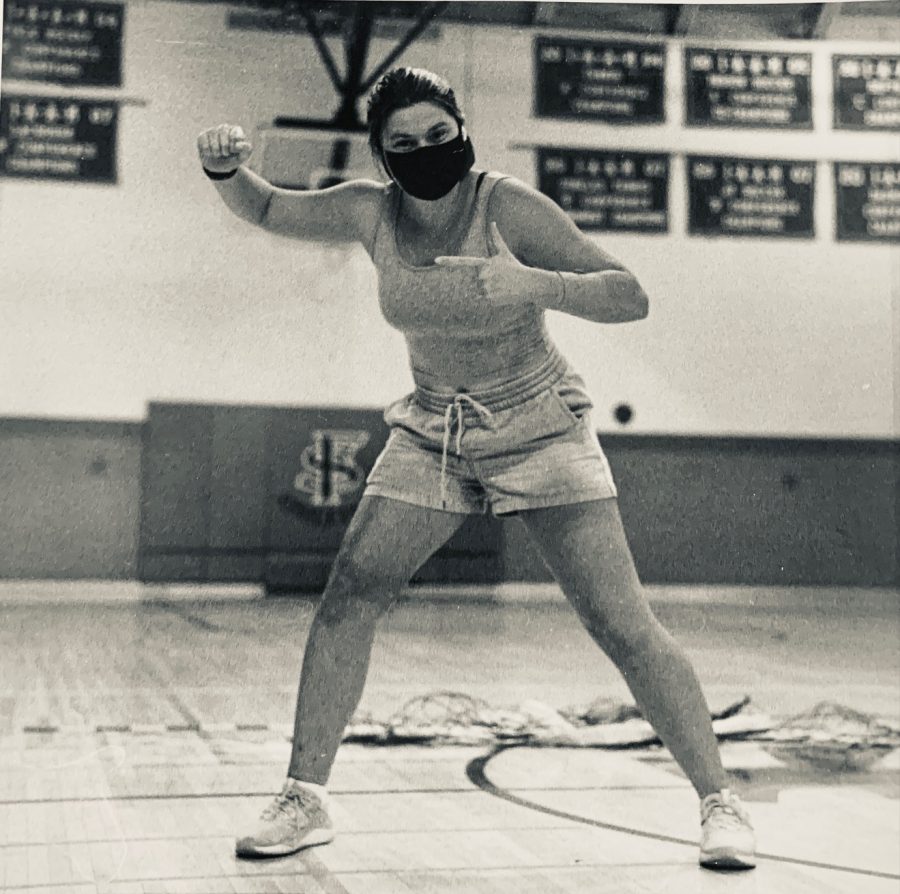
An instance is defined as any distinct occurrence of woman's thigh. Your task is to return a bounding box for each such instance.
[518,499,660,654]
[329,494,468,593]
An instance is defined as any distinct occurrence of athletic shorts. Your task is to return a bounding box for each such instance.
[364,352,618,516]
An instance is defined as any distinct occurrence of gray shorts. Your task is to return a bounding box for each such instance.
[365,354,618,516]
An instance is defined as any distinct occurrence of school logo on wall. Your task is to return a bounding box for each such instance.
[291,429,370,508]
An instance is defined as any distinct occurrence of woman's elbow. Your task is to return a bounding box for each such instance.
[634,284,649,320]
[624,275,649,321]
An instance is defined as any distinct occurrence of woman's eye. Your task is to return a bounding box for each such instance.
[387,129,450,151]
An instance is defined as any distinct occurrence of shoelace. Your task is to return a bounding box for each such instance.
[440,393,494,508]
[261,787,312,823]
[703,795,751,830]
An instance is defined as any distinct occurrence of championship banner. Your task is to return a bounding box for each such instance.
[537,147,669,233]
[685,47,813,129]
[834,162,900,243]
[0,93,118,183]
[688,155,815,239]
[833,55,900,131]
[534,36,666,123]
[2,0,124,87]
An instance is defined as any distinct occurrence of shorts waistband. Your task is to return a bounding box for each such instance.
[413,346,568,416]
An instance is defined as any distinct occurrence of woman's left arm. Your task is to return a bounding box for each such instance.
[437,177,649,324]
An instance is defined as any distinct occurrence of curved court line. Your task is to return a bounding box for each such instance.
[466,746,900,882]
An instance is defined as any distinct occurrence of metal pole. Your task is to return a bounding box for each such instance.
[359,2,449,96]
[296,4,345,96]
[334,2,375,128]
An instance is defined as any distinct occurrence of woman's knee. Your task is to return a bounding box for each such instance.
[606,617,685,676]
[575,593,670,666]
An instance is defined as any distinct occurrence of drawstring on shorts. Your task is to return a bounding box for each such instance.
[412,343,569,510]
[440,394,493,509]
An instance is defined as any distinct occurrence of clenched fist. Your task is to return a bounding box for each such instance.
[197,124,253,174]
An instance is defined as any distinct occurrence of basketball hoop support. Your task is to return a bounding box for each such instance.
[296,1,449,129]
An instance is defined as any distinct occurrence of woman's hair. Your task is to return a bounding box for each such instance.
[366,67,465,163]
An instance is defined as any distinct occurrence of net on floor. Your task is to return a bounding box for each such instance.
[344,694,899,767]
[345,692,769,748]
[757,701,900,771]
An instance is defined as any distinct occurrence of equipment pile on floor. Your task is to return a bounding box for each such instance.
[344,693,900,764]
[758,701,900,770]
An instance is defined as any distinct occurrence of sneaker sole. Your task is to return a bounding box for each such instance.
[235,827,335,859]
[699,847,756,871]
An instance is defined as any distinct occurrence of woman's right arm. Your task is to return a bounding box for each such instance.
[197,123,383,246]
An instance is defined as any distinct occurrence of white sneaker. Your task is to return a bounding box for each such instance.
[699,789,756,870]
[235,778,335,858]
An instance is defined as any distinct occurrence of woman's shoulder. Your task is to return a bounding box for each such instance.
[479,172,592,264]
[489,173,547,203]
[485,173,558,223]
[329,178,392,235]
[342,178,395,258]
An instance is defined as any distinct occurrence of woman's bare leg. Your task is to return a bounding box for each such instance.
[520,499,729,798]
[288,495,466,784]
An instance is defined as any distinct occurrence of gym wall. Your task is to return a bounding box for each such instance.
[0,3,896,585]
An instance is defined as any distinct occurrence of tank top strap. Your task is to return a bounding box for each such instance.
[463,171,511,254]
[367,181,396,259]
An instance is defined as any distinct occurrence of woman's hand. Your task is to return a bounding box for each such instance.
[197,124,253,174]
[435,222,557,306]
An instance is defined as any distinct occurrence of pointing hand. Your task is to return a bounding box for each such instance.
[435,222,545,306]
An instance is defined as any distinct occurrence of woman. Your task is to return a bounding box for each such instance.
[197,67,755,871]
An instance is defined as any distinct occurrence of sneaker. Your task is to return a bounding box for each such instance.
[235,778,335,858]
[699,789,756,870]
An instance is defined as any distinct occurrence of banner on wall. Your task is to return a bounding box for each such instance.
[687,155,815,238]
[834,162,900,243]
[685,47,813,129]
[0,94,118,183]
[537,147,668,232]
[534,36,666,123]
[2,0,124,87]
[833,55,900,131]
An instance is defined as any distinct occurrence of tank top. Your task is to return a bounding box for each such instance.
[370,171,557,391]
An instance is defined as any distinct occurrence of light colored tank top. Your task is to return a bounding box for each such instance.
[370,172,558,391]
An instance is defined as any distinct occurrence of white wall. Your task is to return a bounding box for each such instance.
[1,3,897,438]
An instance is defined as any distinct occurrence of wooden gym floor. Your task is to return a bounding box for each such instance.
[0,582,897,893]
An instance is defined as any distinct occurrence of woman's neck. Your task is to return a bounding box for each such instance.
[398,170,478,234]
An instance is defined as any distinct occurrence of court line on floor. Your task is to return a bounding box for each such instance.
[0,860,759,894]
[0,784,680,807]
[0,823,707,850]
[466,745,900,882]
[301,850,353,894]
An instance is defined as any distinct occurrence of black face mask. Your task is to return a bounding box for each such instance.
[384,132,475,201]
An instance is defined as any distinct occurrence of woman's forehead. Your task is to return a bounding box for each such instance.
[383,102,456,137]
